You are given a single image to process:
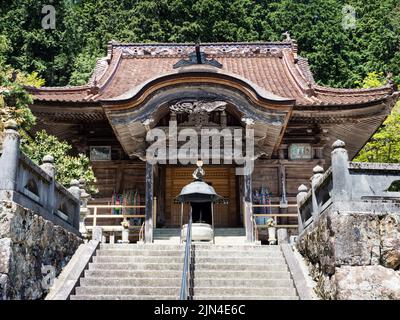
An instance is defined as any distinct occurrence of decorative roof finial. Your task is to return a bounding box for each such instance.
[192,160,205,181]
[282,31,292,41]
[173,44,223,69]
[88,77,100,95]
[386,72,397,91]
[195,43,202,64]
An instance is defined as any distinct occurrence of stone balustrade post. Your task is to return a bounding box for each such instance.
[68,179,81,200]
[0,120,20,192]
[68,179,81,229]
[40,155,56,177]
[296,184,308,234]
[40,155,56,213]
[92,226,103,242]
[79,178,91,239]
[311,165,324,221]
[277,228,289,244]
[331,140,351,203]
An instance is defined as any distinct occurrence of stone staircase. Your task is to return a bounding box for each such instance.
[192,244,298,300]
[69,242,298,300]
[70,244,183,300]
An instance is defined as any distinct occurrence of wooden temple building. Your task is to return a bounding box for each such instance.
[26,40,399,242]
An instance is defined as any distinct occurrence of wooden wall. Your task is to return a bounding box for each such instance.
[91,161,146,203]
[89,160,324,230]
[164,166,238,227]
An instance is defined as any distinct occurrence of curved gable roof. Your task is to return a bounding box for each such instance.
[28,41,397,108]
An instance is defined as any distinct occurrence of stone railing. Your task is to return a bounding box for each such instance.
[297,140,400,234]
[0,121,81,235]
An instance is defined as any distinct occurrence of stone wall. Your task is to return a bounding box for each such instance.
[297,209,400,300]
[0,201,82,300]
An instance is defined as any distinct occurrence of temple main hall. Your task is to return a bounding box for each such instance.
[26,40,399,242]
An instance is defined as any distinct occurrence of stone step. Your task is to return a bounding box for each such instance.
[195,270,292,279]
[92,256,185,264]
[97,249,183,257]
[80,278,181,287]
[89,262,183,271]
[100,243,274,251]
[193,245,279,251]
[154,228,246,235]
[84,270,292,280]
[194,263,288,272]
[97,249,282,258]
[70,295,178,300]
[85,270,183,278]
[192,296,299,300]
[79,277,294,288]
[101,245,280,251]
[193,279,294,287]
[75,286,180,296]
[100,244,184,250]
[92,256,285,264]
[193,250,283,258]
[88,262,288,272]
[153,238,253,245]
[70,294,298,300]
[195,257,286,264]
[193,287,297,296]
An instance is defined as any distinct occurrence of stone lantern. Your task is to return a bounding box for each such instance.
[177,160,221,243]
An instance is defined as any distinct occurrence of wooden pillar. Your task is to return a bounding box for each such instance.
[244,172,253,242]
[145,161,154,243]
[279,164,288,226]
[157,165,166,226]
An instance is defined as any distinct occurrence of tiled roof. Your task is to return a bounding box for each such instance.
[28,41,397,107]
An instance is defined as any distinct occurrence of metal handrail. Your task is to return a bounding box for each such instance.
[179,213,192,300]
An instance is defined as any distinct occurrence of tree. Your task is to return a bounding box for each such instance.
[354,71,387,89]
[354,72,400,166]
[20,130,98,194]
[0,70,38,133]
[0,0,398,87]
[354,102,400,164]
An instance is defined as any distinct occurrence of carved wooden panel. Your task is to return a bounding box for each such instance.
[165,166,238,227]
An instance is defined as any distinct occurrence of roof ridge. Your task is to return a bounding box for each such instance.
[313,84,393,94]
[27,85,90,92]
[97,49,123,91]
[88,57,110,85]
[108,40,293,46]
[281,50,314,97]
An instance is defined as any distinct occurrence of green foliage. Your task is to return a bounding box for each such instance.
[0,0,398,87]
[69,50,100,86]
[0,69,38,131]
[354,70,399,166]
[355,101,400,163]
[21,130,98,194]
[355,72,387,88]
[0,35,10,65]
